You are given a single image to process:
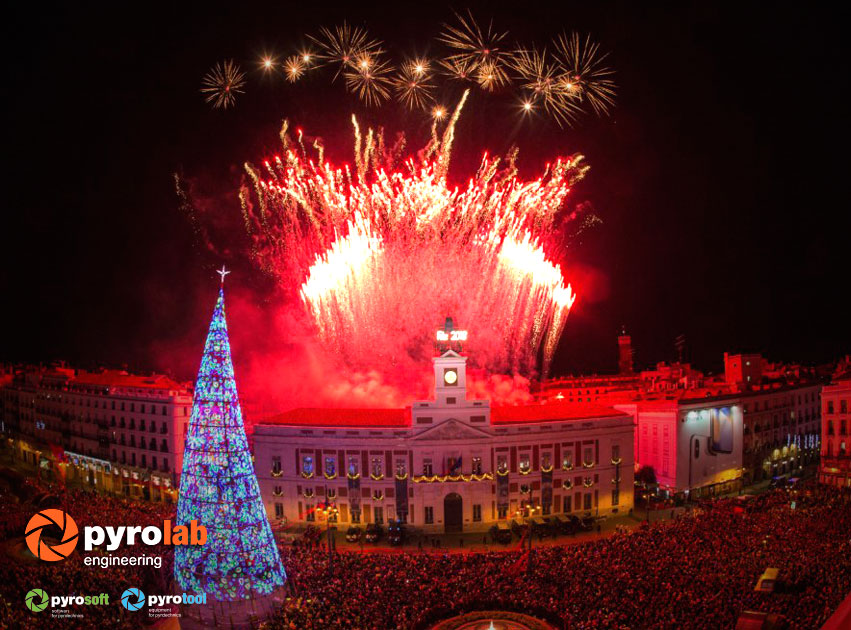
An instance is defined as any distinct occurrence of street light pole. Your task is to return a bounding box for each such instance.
[317,498,338,571]
[526,488,535,576]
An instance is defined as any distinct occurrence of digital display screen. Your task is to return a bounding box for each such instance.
[710,407,734,453]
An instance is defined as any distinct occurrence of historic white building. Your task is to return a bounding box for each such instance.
[254,328,635,533]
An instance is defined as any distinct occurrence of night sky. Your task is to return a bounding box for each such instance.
[2,2,848,380]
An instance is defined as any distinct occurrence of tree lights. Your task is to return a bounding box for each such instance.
[174,281,286,601]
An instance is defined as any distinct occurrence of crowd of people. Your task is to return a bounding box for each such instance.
[269,484,851,630]
[0,473,849,630]
[0,477,175,630]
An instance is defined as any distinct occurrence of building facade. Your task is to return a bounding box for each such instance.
[254,347,635,533]
[820,371,851,487]
[1,366,192,500]
[616,394,744,498]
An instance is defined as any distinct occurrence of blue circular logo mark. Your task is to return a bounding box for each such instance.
[120,588,145,611]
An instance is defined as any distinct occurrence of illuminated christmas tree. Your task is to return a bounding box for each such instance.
[175,267,286,600]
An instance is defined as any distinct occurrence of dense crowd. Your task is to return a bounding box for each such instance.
[0,476,849,630]
[0,480,175,630]
[269,485,851,630]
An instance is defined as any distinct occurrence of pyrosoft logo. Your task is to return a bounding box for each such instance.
[25,510,79,561]
[121,588,145,611]
[25,589,48,613]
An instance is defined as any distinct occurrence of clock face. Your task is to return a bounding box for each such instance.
[444,369,458,385]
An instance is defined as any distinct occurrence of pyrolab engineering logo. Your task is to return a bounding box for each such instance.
[25,510,79,561]
[25,510,207,561]
[121,588,145,611]
[25,589,48,612]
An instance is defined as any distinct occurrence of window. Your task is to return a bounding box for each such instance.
[162,459,169,472]
[424,506,434,524]
[152,456,157,470]
[471,456,482,475]
[842,420,848,436]
[306,505,315,522]
[374,507,384,524]
[423,458,433,476]
[271,455,282,474]
[518,454,531,474]
[131,453,136,466]
[612,489,620,506]
[583,446,594,466]
[498,505,508,519]
[828,421,835,436]
[563,495,571,513]
[348,456,359,477]
[302,455,314,476]
[371,457,383,479]
[161,439,168,452]
[395,459,407,477]
[497,455,508,474]
[583,493,592,510]
[274,503,284,519]
[325,456,336,477]
[351,510,361,524]
[842,400,848,414]
[612,444,620,461]
[473,504,482,522]
[562,452,573,470]
[828,401,835,414]
[141,454,146,468]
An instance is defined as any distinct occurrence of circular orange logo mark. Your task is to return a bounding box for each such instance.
[25,509,79,561]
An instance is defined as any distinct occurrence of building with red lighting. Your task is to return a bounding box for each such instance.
[253,341,635,533]
[1,365,192,500]
[820,363,851,487]
[543,343,822,496]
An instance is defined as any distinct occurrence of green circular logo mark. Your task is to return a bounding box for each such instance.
[25,589,48,612]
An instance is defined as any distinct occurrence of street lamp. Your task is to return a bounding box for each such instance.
[517,486,540,575]
[315,499,338,570]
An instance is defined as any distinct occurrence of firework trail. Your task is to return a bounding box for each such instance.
[240,94,587,380]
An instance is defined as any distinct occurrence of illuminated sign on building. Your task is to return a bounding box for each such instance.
[436,329,468,342]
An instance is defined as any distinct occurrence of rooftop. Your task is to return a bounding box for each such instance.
[263,407,412,428]
[262,401,627,429]
[491,402,629,424]
[71,370,186,391]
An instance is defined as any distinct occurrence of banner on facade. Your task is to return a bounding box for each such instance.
[348,474,361,518]
[497,472,509,513]
[394,475,408,520]
[541,468,553,512]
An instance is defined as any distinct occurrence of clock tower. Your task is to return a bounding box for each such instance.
[432,317,470,405]
[412,317,490,428]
